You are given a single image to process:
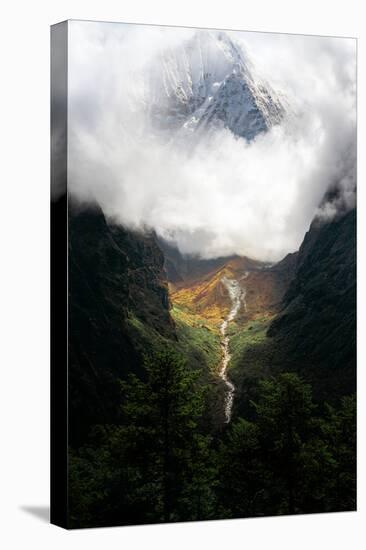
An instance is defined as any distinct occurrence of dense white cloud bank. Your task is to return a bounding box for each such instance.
[68,21,356,261]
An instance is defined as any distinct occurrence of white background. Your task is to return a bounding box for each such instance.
[0,1,364,548]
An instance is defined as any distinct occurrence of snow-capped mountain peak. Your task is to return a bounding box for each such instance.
[147,31,287,141]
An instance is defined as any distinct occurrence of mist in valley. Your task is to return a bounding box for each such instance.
[66,22,356,262]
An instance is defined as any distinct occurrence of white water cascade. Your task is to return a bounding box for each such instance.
[219,274,248,423]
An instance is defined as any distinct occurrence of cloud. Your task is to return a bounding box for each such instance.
[67,21,356,261]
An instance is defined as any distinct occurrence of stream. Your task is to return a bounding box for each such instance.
[219,274,248,423]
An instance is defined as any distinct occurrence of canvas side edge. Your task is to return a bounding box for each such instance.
[50,20,69,529]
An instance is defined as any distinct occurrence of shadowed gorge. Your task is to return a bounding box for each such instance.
[68,204,356,527]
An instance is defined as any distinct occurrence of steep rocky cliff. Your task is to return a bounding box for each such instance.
[68,203,175,445]
[268,208,356,400]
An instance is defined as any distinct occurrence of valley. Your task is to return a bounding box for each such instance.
[67,204,356,526]
[63,24,356,528]
[166,253,295,423]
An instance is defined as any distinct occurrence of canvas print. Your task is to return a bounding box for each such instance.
[51,20,356,529]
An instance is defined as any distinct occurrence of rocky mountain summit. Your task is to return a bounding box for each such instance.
[147,31,287,141]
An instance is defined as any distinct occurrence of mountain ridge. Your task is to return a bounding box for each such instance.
[147,31,287,142]
[267,208,356,400]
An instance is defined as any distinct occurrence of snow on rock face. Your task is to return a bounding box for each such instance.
[147,31,287,142]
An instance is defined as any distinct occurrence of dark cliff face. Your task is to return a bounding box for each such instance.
[157,237,237,285]
[68,203,174,445]
[269,251,298,287]
[268,208,356,400]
